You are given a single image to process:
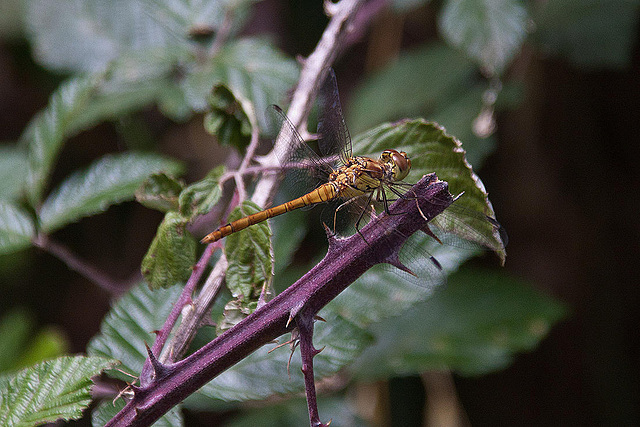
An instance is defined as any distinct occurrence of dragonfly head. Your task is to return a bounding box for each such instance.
[380,149,411,182]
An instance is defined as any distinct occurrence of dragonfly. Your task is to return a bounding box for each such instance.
[201,70,505,263]
[201,72,415,244]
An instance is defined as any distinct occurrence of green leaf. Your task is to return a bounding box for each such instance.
[178,166,225,220]
[204,85,252,151]
[136,173,185,213]
[26,0,227,73]
[429,85,496,168]
[0,355,117,427]
[225,396,367,427]
[438,0,529,75]
[183,37,299,132]
[0,308,68,374]
[24,1,261,124]
[216,299,259,335]
[189,309,372,403]
[426,81,521,168]
[87,282,183,380]
[87,282,369,407]
[346,43,476,135]
[141,211,196,290]
[75,54,183,129]
[15,328,68,371]
[87,280,366,405]
[0,145,29,201]
[224,201,273,302]
[533,0,640,69]
[351,268,567,378]
[87,283,185,425]
[0,308,34,373]
[270,208,307,275]
[0,202,35,255]
[39,152,184,233]
[327,232,472,328]
[352,119,506,262]
[0,0,25,39]
[92,396,183,427]
[22,75,102,204]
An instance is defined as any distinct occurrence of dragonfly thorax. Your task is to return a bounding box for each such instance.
[379,149,411,182]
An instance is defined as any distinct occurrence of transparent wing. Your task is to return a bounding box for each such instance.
[269,105,335,199]
[317,69,352,163]
[424,192,508,255]
[324,181,507,264]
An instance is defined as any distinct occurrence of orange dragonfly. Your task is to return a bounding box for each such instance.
[202,71,419,244]
[201,70,506,262]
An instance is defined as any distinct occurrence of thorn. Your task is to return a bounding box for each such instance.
[430,256,443,271]
[145,343,169,379]
[151,330,161,335]
[420,224,443,245]
[286,311,295,328]
[384,254,417,277]
[287,301,305,328]
[313,345,326,356]
[313,315,327,323]
[287,339,300,379]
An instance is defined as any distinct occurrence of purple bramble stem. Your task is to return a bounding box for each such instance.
[106,174,452,426]
[139,243,217,385]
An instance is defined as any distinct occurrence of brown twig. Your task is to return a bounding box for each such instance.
[162,0,367,367]
[33,234,123,295]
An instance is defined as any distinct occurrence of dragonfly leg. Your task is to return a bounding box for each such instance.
[333,193,366,231]
[387,185,430,220]
[379,184,414,215]
[353,190,375,232]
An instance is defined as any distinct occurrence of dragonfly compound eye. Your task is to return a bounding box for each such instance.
[381,149,411,181]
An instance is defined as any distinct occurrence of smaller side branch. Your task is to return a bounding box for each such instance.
[105,174,452,427]
[33,234,123,295]
[297,311,330,427]
[161,0,366,372]
[139,242,218,386]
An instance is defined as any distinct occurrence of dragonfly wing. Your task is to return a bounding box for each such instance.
[337,181,507,261]
[317,69,353,163]
[423,192,508,257]
[269,105,334,199]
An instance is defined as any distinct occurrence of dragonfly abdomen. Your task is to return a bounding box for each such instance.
[201,183,338,243]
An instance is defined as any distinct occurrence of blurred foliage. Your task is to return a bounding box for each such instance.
[1,0,633,424]
[0,308,68,373]
[350,267,567,378]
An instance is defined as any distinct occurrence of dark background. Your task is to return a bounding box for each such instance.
[1,1,639,425]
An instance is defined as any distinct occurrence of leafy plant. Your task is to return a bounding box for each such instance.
[4,0,633,424]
